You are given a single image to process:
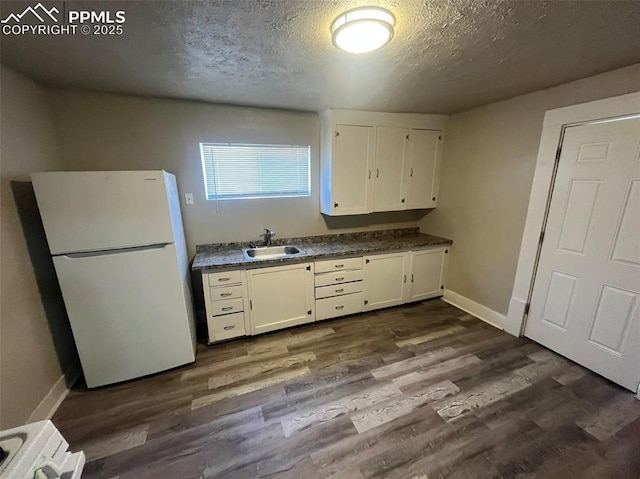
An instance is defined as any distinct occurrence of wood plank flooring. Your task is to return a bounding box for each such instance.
[51,299,640,479]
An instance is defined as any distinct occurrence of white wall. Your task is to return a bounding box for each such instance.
[48,91,425,257]
[0,66,77,428]
[419,63,640,316]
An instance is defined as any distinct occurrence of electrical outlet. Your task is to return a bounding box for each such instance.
[184,193,194,205]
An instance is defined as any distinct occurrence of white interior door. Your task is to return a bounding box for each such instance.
[525,116,640,391]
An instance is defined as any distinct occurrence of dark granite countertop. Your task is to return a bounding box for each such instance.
[192,228,452,272]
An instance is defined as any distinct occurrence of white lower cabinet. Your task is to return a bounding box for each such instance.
[247,262,315,335]
[203,247,448,342]
[405,247,448,302]
[363,252,409,311]
[203,270,250,344]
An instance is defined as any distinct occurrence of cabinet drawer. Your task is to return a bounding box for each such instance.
[316,292,364,321]
[315,280,363,299]
[209,284,243,302]
[315,269,363,287]
[315,257,363,273]
[209,297,244,316]
[209,312,245,341]
[207,270,242,285]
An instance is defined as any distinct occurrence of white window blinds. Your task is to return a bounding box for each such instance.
[200,143,311,201]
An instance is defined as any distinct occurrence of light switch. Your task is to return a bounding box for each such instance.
[185,193,194,205]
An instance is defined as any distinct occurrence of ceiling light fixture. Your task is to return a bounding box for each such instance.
[331,7,395,54]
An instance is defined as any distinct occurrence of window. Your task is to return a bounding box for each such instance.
[200,143,311,201]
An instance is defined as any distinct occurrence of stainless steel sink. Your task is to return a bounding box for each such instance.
[242,245,306,260]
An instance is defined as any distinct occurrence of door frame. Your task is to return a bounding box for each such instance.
[505,91,640,345]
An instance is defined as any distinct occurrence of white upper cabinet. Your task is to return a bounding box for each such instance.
[374,126,410,211]
[325,124,375,215]
[320,110,447,216]
[405,129,442,209]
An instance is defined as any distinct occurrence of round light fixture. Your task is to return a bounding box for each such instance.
[331,7,395,54]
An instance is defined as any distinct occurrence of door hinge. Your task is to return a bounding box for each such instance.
[539,230,545,245]
[306,265,311,271]
[249,299,253,310]
[524,303,530,315]
[364,300,369,305]
[403,274,406,283]
[307,310,312,315]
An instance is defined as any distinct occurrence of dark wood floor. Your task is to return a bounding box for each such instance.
[52,299,640,479]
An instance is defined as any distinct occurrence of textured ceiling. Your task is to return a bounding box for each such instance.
[1,0,639,113]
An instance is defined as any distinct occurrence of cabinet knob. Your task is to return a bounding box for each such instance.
[335,305,344,310]
[334,202,339,208]
[432,197,436,201]
[307,310,312,315]
[221,306,233,312]
[376,168,380,178]
[401,198,405,203]
[335,288,344,293]
[220,292,232,297]
[335,277,344,281]
[438,135,442,140]
[223,325,235,330]
[445,249,448,254]
[406,134,410,140]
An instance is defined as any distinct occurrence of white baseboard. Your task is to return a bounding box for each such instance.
[28,365,81,423]
[442,289,506,330]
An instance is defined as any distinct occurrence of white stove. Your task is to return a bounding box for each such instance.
[0,420,84,479]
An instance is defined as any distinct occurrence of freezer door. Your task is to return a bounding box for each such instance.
[53,243,195,388]
[32,171,177,254]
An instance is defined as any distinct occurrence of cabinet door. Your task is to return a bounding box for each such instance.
[406,248,447,302]
[374,126,410,212]
[247,263,315,334]
[363,252,409,311]
[405,130,442,209]
[331,124,374,215]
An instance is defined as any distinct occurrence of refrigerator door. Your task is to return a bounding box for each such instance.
[32,171,177,255]
[53,243,195,388]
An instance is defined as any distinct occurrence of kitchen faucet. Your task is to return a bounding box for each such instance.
[260,228,276,246]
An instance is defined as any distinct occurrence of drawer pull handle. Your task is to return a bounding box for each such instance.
[335,288,344,293]
[223,325,235,330]
[221,306,234,311]
[218,277,231,282]
[336,277,344,281]
[220,292,232,297]
[335,264,344,268]
[335,305,344,310]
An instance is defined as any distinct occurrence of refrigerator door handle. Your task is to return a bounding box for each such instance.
[61,243,171,259]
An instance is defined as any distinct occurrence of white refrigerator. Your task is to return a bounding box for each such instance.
[31,170,196,388]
